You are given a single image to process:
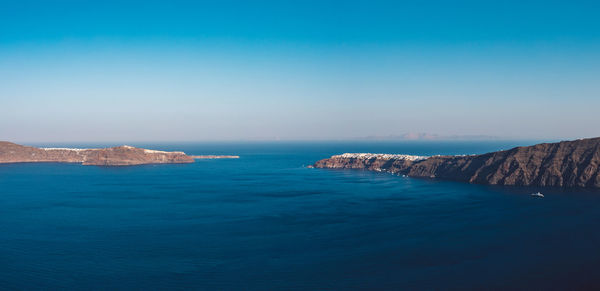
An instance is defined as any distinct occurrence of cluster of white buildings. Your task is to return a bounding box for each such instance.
[333,153,428,161]
[41,147,86,152]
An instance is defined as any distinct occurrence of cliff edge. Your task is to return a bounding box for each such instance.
[312,137,600,188]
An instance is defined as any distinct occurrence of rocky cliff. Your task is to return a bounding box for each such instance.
[0,142,196,166]
[312,137,600,188]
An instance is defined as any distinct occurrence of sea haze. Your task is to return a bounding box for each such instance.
[2,141,600,290]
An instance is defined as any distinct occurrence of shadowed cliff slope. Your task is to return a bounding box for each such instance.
[312,138,600,188]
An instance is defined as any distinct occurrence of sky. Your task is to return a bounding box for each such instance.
[1,0,599,142]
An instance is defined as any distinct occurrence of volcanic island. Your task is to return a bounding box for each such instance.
[0,141,238,166]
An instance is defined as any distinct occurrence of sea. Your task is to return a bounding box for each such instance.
[2,141,600,290]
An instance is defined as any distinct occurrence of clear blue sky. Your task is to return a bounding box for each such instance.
[1,0,599,142]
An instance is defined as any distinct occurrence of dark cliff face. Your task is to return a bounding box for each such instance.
[313,138,600,188]
[313,155,416,173]
[0,142,194,166]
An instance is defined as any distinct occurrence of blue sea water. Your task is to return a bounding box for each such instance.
[2,141,600,290]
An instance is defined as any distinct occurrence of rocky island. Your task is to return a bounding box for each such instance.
[311,137,600,188]
[0,141,238,166]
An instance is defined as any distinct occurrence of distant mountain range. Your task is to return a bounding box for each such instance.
[360,133,499,141]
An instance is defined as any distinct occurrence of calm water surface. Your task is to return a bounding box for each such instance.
[2,141,600,290]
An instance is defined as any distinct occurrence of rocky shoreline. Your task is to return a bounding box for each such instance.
[312,137,600,188]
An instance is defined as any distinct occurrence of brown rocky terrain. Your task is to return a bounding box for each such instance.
[312,137,600,188]
[0,141,233,166]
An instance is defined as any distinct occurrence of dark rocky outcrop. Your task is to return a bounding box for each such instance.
[312,138,600,188]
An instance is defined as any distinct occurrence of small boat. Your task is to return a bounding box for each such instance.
[531,192,544,198]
